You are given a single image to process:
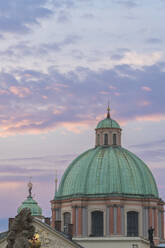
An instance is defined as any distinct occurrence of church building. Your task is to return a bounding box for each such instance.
[51,107,165,248]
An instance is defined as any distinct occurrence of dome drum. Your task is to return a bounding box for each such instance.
[51,197,164,240]
[95,128,121,147]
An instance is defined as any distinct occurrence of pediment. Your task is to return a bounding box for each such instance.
[0,218,82,248]
[33,218,80,248]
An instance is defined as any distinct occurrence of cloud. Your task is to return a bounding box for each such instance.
[50,0,75,8]
[57,10,71,23]
[0,34,81,59]
[137,149,165,162]
[129,138,165,163]
[137,100,150,107]
[141,86,152,92]
[112,0,139,8]
[130,138,165,149]
[146,38,162,44]
[111,54,124,60]
[0,62,164,136]
[81,13,95,19]
[135,114,165,122]
[0,0,53,35]
[10,86,31,98]
[119,51,163,67]
[0,153,77,182]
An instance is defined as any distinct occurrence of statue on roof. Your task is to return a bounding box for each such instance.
[148,226,155,247]
[28,177,33,198]
[6,208,35,248]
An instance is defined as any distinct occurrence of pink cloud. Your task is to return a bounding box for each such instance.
[100,91,109,95]
[109,85,117,90]
[135,114,165,122]
[0,181,21,190]
[42,95,48,100]
[10,86,31,98]
[138,100,150,106]
[141,86,152,92]
[0,118,47,137]
[61,121,90,133]
[114,92,120,96]
[0,89,9,95]
[53,106,66,115]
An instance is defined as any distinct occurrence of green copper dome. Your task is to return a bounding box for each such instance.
[17,196,42,216]
[96,118,120,129]
[55,146,158,200]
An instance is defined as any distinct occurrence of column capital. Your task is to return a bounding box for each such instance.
[72,205,78,208]
[111,204,123,208]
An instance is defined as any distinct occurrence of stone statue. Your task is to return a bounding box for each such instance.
[28,179,33,198]
[6,208,35,248]
[148,226,154,247]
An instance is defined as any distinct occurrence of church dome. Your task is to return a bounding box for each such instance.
[55,146,158,200]
[55,107,159,201]
[17,180,42,216]
[96,118,120,129]
[17,196,42,216]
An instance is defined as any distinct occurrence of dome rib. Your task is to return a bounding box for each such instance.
[56,149,93,198]
[103,147,111,193]
[128,151,158,197]
[120,148,139,194]
[83,147,100,195]
[123,149,147,195]
[114,148,125,194]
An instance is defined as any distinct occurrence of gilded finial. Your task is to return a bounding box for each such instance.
[28,177,33,198]
[107,102,110,119]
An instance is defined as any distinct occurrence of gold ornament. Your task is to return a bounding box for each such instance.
[29,233,41,248]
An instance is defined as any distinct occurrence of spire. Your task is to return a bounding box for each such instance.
[55,170,58,194]
[107,102,110,119]
[27,177,33,198]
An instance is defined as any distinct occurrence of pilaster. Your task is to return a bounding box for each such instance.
[109,206,114,235]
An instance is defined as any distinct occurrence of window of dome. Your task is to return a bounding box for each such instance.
[97,134,100,145]
[91,211,103,237]
[127,211,138,237]
[104,133,108,145]
[113,133,117,145]
[64,212,71,233]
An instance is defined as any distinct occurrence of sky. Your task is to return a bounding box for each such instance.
[0,0,165,232]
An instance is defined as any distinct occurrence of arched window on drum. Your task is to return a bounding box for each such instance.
[63,212,71,233]
[97,134,100,145]
[104,133,108,145]
[91,211,104,237]
[113,133,117,145]
[127,211,138,237]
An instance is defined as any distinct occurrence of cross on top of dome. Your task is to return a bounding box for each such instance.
[107,103,110,119]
